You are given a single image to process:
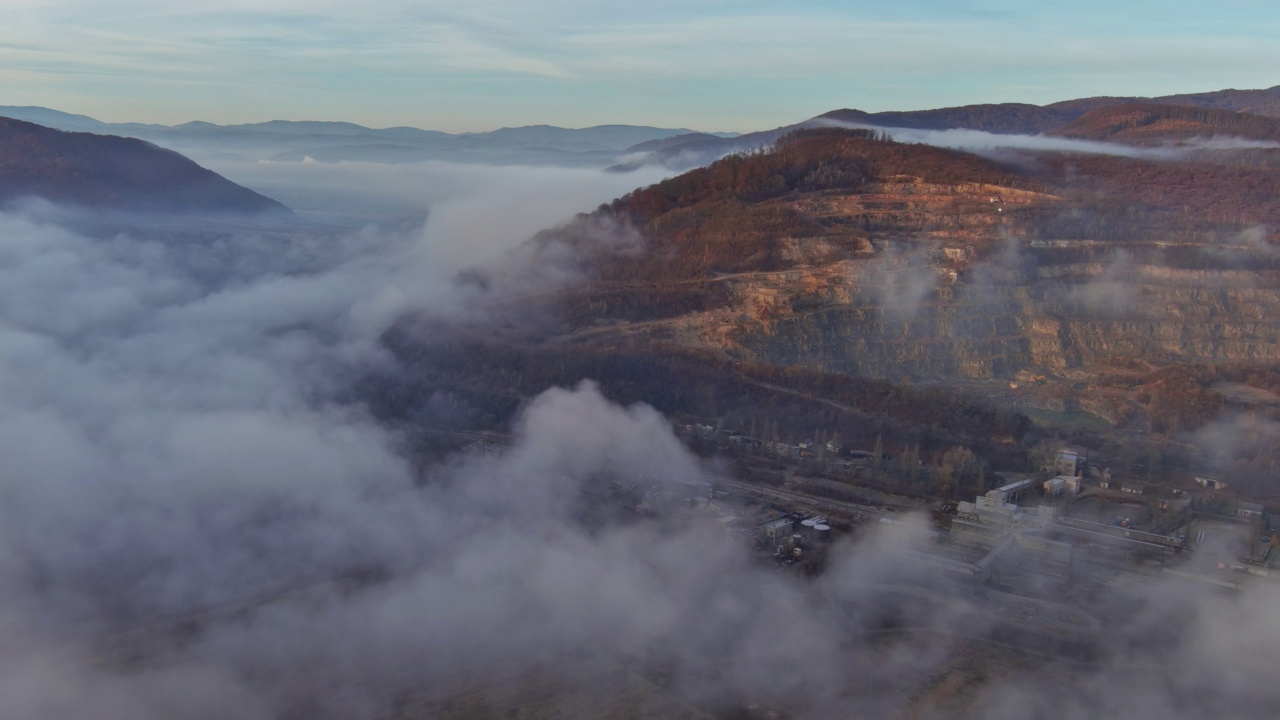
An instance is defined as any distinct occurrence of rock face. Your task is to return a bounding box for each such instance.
[550,128,1280,387]
[727,253,1280,381]
[0,117,288,214]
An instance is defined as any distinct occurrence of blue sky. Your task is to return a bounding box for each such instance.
[3,0,1279,132]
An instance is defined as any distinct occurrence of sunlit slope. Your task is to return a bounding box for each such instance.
[540,128,1280,386]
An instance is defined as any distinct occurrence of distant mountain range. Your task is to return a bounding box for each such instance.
[615,85,1280,169]
[0,106,738,168]
[2,84,1277,216]
[4,85,1277,172]
[0,117,288,215]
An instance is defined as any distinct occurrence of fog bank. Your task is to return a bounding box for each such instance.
[3,160,1280,718]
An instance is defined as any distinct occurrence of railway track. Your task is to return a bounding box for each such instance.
[709,474,897,520]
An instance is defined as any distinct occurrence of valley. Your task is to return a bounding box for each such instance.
[7,85,1280,719]
[9,2,1280,716]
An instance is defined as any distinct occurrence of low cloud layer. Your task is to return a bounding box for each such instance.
[1068,248,1141,314]
[1190,411,1280,474]
[3,161,1280,719]
[0,168,690,717]
[818,118,1280,160]
[856,242,939,321]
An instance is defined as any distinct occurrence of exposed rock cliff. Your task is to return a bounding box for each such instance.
[547,129,1280,393]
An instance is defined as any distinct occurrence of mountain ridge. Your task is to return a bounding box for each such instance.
[6,85,1279,170]
[431,127,1280,490]
[0,106,738,167]
[0,117,289,214]
[618,85,1280,168]
[1050,103,1280,144]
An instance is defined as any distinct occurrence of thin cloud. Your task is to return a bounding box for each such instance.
[7,3,1280,128]
[818,118,1280,160]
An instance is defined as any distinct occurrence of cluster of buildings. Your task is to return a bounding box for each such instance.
[938,458,1280,598]
[760,515,832,560]
[688,489,838,566]
[951,478,1057,548]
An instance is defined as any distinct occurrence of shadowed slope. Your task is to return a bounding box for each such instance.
[0,117,288,214]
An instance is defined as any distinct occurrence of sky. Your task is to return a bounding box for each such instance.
[3,0,1280,133]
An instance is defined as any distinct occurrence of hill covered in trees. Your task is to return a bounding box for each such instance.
[0,117,288,214]
[1051,103,1280,144]
[821,86,1280,135]
[620,85,1280,169]
[383,126,1280,499]
[554,128,1280,321]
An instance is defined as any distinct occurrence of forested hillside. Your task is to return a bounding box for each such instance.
[0,117,287,213]
[386,126,1280,498]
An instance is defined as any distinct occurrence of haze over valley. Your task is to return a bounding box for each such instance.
[6,4,1280,716]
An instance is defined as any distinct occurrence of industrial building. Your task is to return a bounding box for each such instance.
[1043,475,1081,497]
[1050,449,1085,477]
[952,490,1055,548]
